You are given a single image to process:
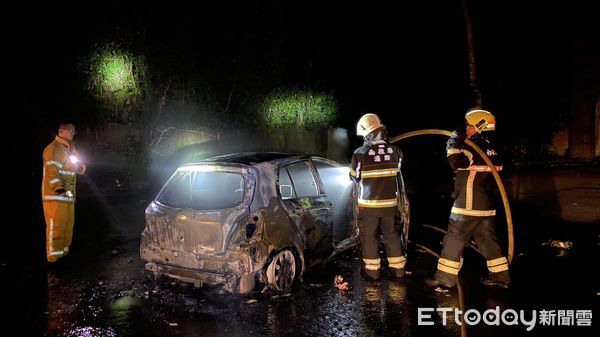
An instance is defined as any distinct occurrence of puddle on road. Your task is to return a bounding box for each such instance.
[63,326,117,337]
[109,295,141,322]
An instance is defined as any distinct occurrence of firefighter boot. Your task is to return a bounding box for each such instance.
[481,271,510,289]
[363,268,380,280]
[391,267,405,278]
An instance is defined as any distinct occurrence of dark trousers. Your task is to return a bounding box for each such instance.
[435,214,510,286]
[358,212,405,266]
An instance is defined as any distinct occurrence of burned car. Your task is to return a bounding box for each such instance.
[140,152,408,293]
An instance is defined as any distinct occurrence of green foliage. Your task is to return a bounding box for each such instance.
[261,89,338,130]
[86,43,148,121]
[101,55,138,97]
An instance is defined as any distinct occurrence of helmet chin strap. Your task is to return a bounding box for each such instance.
[364,127,389,142]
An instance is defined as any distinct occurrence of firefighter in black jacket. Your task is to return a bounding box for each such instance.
[426,109,511,289]
[350,113,406,280]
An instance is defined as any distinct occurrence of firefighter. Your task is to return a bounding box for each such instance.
[41,123,86,263]
[350,113,406,280]
[426,108,510,289]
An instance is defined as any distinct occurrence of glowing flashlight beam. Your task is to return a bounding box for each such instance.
[334,167,352,186]
[318,166,352,186]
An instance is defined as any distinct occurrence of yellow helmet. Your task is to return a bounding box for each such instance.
[356,113,384,136]
[465,109,496,133]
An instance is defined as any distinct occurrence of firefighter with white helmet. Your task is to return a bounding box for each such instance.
[356,113,384,137]
[350,113,406,280]
[426,108,510,289]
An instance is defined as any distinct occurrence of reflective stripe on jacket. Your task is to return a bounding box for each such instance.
[446,131,501,217]
[350,139,402,211]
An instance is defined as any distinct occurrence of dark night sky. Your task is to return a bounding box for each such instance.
[11,0,600,145]
[5,1,599,263]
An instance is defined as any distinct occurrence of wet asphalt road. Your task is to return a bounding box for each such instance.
[2,167,598,337]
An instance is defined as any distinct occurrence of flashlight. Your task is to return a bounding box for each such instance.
[69,155,79,164]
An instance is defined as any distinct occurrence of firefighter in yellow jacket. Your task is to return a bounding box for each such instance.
[426,109,510,289]
[41,123,86,263]
[350,114,406,280]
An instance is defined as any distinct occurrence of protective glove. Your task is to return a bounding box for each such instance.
[447,130,467,151]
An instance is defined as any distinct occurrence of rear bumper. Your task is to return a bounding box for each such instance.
[140,232,257,293]
[143,261,257,294]
[145,262,228,286]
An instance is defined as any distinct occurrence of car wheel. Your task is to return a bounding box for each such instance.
[266,250,297,292]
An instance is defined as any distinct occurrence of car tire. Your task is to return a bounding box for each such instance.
[266,249,297,292]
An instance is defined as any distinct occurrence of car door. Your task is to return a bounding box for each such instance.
[310,158,356,245]
[396,170,410,252]
[278,160,333,263]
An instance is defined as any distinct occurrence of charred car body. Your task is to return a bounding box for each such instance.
[140,152,408,293]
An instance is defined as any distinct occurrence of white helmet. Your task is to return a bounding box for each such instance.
[465,108,496,133]
[356,113,384,137]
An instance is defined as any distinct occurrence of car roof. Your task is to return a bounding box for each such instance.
[202,152,308,165]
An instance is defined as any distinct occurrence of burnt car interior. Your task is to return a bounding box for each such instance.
[157,170,246,210]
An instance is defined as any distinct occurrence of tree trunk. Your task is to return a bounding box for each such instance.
[462,0,482,107]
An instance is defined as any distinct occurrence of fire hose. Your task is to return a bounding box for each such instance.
[390,129,514,264]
